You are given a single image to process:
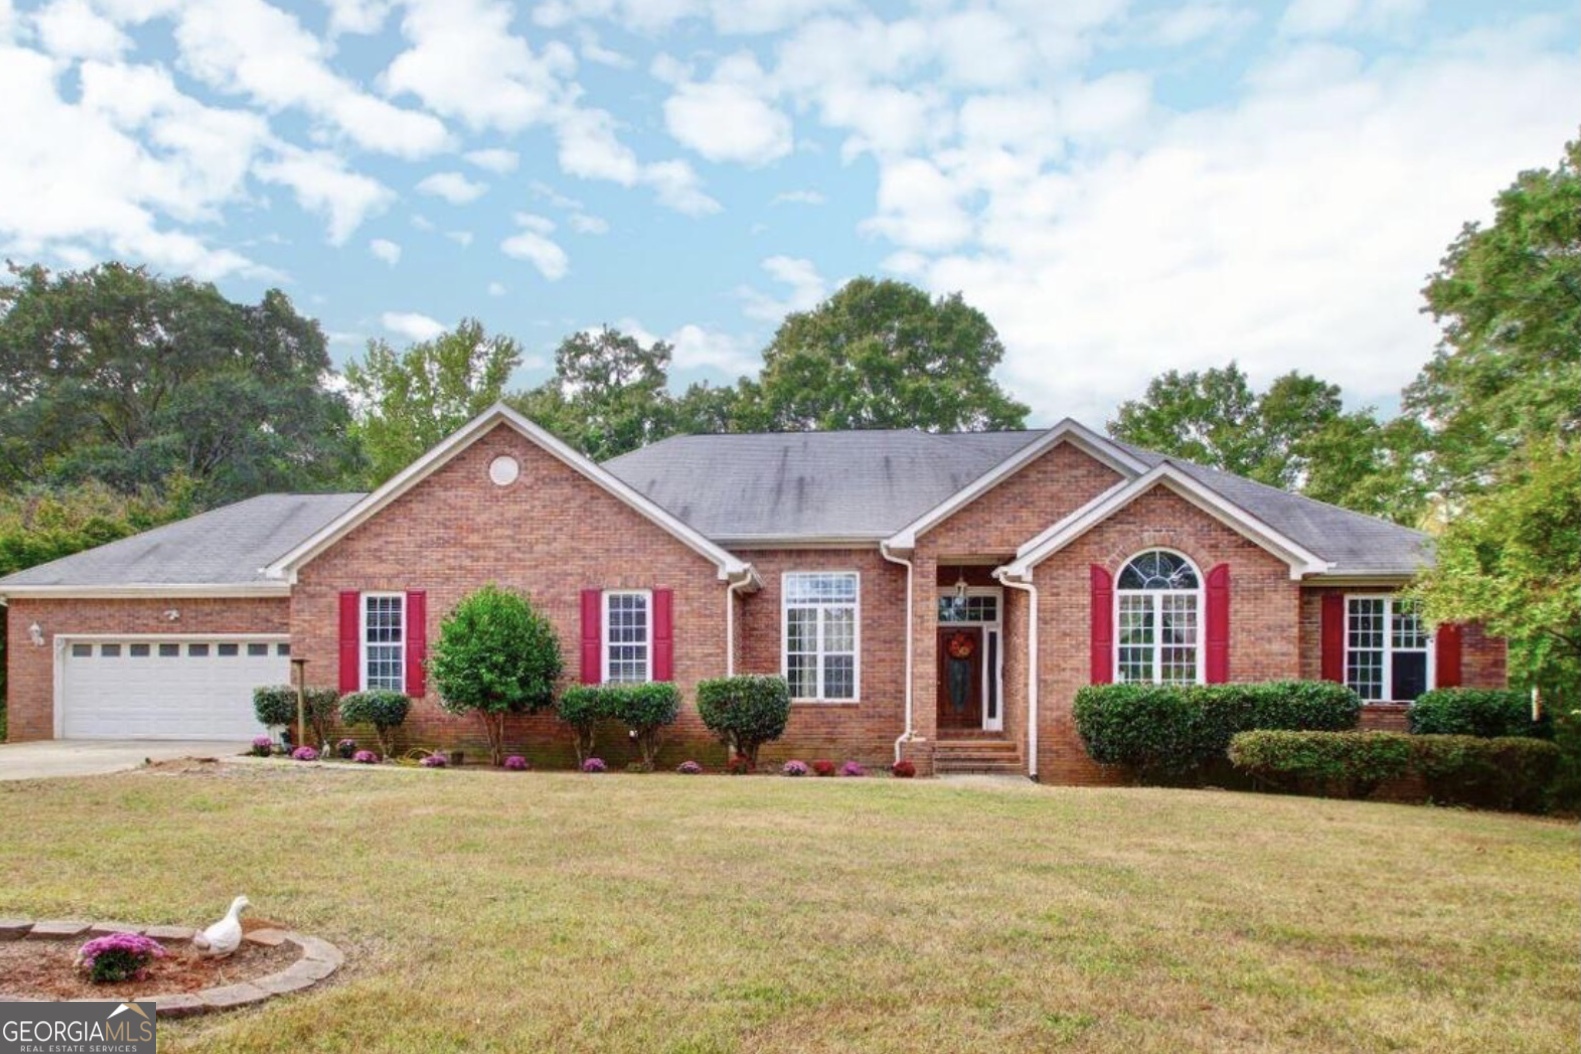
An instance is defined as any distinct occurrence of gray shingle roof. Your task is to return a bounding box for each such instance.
[0,493,364,589]
[603,429,1043,542]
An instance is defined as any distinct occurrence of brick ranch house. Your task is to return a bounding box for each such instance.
[0,403,1504,779]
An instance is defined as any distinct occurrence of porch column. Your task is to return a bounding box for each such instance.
[909,551,938,746]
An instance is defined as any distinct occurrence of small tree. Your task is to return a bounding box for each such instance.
[695,675,791,768]
[338,690,412,757]
[252,684,338,749]
[428,586,562,765]
[556,685,609,766]
[611,683,680,770]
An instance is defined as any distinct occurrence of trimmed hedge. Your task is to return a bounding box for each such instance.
[338,689,411,757]
[1228,730,1412,799]
[1229,730,1563,812]
[253,685,339,748]
[555,685,609,765]
[1073,681,1361,781]
[554,683,681,768]
[696,675,791,768]
[1409,688,1550,739]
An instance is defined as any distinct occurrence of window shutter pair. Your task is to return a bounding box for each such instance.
[1088,562,1230,684]
[1317,593,1462,687]
[580,588,673,684]
[337,590,427,696]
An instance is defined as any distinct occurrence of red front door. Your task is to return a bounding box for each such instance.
[937,627,983,730]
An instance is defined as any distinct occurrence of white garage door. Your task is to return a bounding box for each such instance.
[61,638,290,740]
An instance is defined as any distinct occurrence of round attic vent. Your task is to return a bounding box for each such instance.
[488,455,520,486]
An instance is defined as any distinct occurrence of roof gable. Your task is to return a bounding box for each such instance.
[264,404,751,583]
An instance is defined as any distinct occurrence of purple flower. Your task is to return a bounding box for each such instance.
[782,760,810,777]
[676,760,703,775]
[504,755,529,771]
[582,757,607,773]
[839,761,866,778]
[291,746,319,762]
[77,933,167,983]
[420,753,447,768]
[250,735,273,757]
[353,750,380,764]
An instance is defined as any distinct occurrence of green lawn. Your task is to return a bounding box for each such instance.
[1,763,1575,1053]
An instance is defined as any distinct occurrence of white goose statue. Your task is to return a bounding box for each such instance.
[192,895,250,959]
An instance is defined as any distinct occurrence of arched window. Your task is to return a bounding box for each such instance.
[1116,550,1202,684]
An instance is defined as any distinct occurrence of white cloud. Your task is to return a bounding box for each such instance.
[663,53,792,166]
[772,189,825,205]
[860,157,973,251]
[568,212,608,234]
[416,171,487,204]
[369,237,401,264]
[667,322,760,374]
[501,212,569,279]
[1279,0,1426,38]
[324,0,391,35]
[170,0,449,158]
[464,147,519,173]
[576,27,631,68]
[446,229,473,246]
[33,0,131,61]
[381,311,447,341]
[1146,1,1254,47]
[487,281,507,296]
[738,255,827,321]
[641,159,721,216]
[255,145,394,244]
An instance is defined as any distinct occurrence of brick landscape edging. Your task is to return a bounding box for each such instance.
[0,918,343,1017]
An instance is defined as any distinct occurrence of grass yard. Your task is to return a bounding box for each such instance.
[0,763,1575,1054]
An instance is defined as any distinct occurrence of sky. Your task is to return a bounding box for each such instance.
[0,0,1577,427]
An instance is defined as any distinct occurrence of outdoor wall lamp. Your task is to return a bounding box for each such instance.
[28,622,44,646]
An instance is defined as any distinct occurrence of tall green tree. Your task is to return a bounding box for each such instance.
[0,262,360,505]
[344,319,521,484]
[513,326,679,460]
[1407,133,1581,501]
[746,278,1029,432]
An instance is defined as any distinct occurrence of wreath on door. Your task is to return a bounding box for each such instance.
[946,631,976,660]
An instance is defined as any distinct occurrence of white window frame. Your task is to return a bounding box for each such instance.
[602,589,654,684]
[1114,549,1205,686]
[781,571,861,703]
[1344,593,1434,703]
[361,592,406,693]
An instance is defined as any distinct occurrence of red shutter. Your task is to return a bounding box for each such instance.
[1090,565,1114,684]
[580,589,603,684]
[404,590,427,698]
[1320,593,1345,682]
[1205,563,1230,684]
[338,591,360,693]
[1436,623,1463,688]
[652,588,674,682]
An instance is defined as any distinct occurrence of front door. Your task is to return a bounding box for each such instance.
[937,627,983,730]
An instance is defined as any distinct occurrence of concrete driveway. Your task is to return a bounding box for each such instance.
[0,740,245,781]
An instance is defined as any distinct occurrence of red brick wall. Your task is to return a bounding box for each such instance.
[4,596,288,741]
[1031,486,1303,784]
[289,424,732,767]
[732,548,908,770]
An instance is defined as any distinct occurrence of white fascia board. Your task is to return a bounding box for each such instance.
[1004,464,1332,581]
[264,403,749,582]
[0,583,290,600]
[882,419,1149,550]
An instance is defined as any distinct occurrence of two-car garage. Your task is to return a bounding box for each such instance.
[58,637,289,740]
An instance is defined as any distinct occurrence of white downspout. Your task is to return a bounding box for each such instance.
[994,568,1039,781]
[880,541,914,764]
[724,570,754,676]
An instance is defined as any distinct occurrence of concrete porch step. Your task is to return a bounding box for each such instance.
[934,737,1024,775]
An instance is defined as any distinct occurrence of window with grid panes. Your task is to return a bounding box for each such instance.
[603,591,652,683]
[1346,596,1431,701]
[1115,550,1201,684]
[783,572,858,700]
[363,594,405,691]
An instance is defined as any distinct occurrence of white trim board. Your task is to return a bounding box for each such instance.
[264,403,751,583]
[1002,463,1331,581]
[884,419,1148,550]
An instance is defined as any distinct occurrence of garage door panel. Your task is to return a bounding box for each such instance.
[62,640,287,740]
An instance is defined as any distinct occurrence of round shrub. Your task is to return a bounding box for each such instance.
[76,933,167,983]
[290,746,318,762]
[812,759,836,777]
[891,760,917,778]
[609,682,681,769]
[254,685,340,748]
[338,689,412,758]
[1229,730,1412,799]
[840,761,866,777]
[1410,688,1551,739]
[420,752,447,768]
[556,685,612,766]
[249,735,273,757]
[352,750,379,764]
[677,760,703,775]
[582,757,607,774]
[503,755,530,771]
[696,675,791,768]
[782,760,809,777]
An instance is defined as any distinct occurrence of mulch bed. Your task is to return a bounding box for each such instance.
[0,921,298,1001]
